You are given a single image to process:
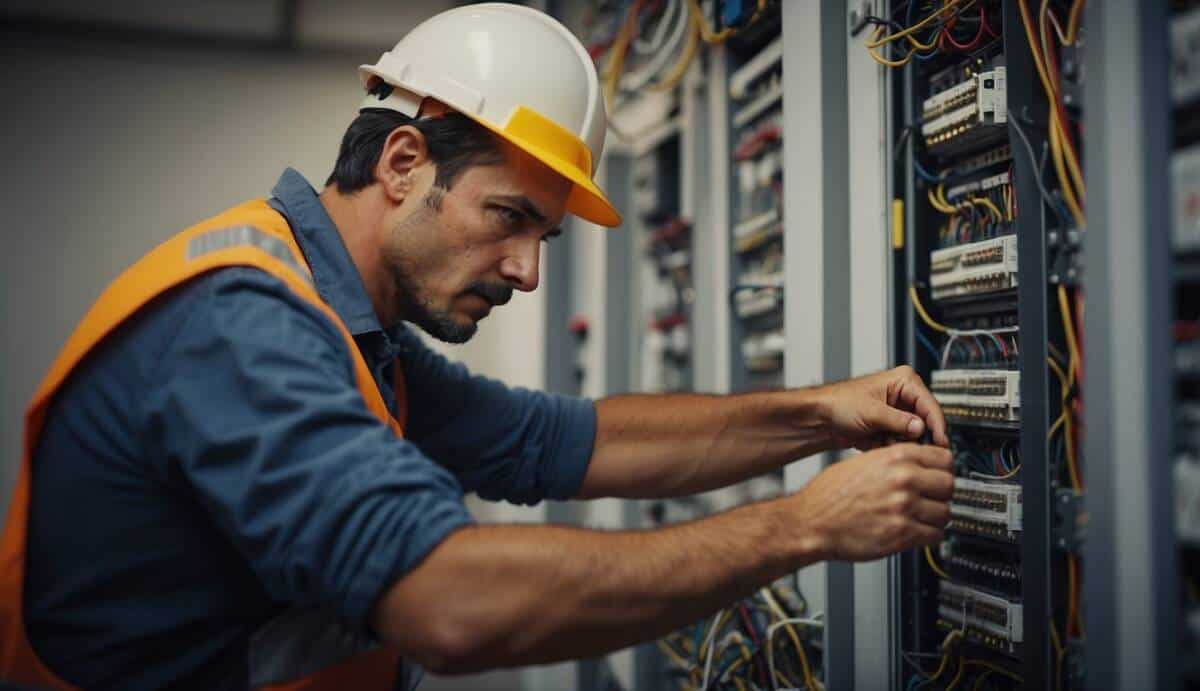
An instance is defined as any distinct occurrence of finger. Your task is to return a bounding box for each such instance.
[865,398,926,440]
[890,371,951,447]
[894,443,954,472]
[909,523,945,548]
[910,467,956,501]
[911,497,952,528]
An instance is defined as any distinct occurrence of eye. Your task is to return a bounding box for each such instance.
[492,205,524,229]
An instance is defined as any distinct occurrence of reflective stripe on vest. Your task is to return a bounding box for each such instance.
[0,199,406,690]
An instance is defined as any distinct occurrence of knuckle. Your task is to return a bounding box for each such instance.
[890,468,917,490]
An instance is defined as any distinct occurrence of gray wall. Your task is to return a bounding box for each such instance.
[0,37,365,509]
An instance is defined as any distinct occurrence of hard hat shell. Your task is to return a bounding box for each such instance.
[359,3,622,227]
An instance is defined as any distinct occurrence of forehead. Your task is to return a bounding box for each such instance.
[453,138,571,219]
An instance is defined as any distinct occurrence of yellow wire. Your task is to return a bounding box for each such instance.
[866,0,966,47]
[1057,287,1082,379]
[945,655,968,690]
[686,0,766,45]
[760,588,817,690]
[909,284,950,333]
[1048,356,1068,394]
[647,9,701,92]
[657,639,694,672]
[961,659,1023,684]
[1066,0,1084,44]
[929,186,958,214]
[971,671,994,691]
[1040,0,1087,208]
[868,27,915,67]
[1050,620,1065,691]
[925,545,950,579]
[970,196,1005,223]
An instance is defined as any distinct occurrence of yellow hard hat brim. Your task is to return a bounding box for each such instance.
[462,106,623,228]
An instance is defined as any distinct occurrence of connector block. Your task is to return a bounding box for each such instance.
[921,67,1007,154]
[936,580,1024,650]
[931,369,1020,425]
[930,235,1019,301]
[949,478,1022,541]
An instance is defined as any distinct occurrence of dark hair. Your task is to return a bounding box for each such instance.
[326,91,505,194]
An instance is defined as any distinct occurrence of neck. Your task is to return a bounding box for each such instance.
[318,185,401,325]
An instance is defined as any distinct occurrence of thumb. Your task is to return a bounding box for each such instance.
[863,399,924,439]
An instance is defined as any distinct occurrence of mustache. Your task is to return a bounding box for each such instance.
[467,282,513,307]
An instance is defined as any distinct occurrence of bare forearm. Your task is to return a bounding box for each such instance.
[579,390,834,499]
[371,499,821,673]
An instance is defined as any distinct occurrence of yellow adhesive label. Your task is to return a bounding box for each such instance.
[892,199,905,249]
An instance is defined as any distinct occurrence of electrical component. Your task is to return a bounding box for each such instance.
[950,478,1023,541]
[1172,142,1200,251]
[1177,454,1200,546]
[741,329,785,373]
[922,67,1008,155]
[929,235,1019,301]
[937,580,1024,652]
[932,369,1021,426]
[1173,6,1200,107]
[941,542,1021,586]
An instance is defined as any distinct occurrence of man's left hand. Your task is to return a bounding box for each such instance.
[814,365,950,450]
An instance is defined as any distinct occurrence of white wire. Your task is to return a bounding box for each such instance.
[621,0,691,91]
[699,610,725,691]
[766,614,825,691]
[634,0,680,54]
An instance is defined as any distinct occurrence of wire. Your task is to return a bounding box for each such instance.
[916,329,941,362]
[647,7,701,92]
[765,615,823,691]
[909,284,949,333]
[866,0,965,48]
[699,610,727,690]
[686,0,767,45]
[634,0,679,54]
[924,545,950,579]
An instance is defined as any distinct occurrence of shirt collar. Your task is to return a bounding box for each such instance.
[268,168,398,342]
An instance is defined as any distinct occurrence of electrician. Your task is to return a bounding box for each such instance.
[0,4,953,690]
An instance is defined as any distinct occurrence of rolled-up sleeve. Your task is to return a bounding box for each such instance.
[399,329,597,505]
[142,269,473,627]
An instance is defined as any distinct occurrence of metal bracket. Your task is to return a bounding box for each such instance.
[1054,488,1086,551]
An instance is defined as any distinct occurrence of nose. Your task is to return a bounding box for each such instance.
[499,235,541,292]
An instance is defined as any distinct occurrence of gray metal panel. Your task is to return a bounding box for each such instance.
[604,154,636,395]
[844,0,897,686]
[781,0,853,687]
[1082,1,1178,689]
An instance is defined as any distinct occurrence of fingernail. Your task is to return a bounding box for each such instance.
[907,418,923,437]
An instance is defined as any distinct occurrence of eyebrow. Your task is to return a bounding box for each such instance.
[488,194,562,238]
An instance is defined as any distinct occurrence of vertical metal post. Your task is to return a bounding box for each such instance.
[1001,1,1053,687]
[782,0,853,686]
[845,0,898,687]
[1082,1,1177,689]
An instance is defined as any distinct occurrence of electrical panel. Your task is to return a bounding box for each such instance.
[730,33,785,391]
[868,0,1086,687]
[1172,0,1200,684]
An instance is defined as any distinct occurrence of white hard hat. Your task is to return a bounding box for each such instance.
[359,3,622,227]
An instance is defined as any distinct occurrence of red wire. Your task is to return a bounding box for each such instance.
[942,4,988,51]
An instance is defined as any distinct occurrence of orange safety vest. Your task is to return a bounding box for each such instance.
[0,200,407,689]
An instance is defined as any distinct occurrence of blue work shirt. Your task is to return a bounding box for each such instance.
[24,169,597,690]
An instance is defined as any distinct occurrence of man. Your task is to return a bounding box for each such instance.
[0,4,953,690]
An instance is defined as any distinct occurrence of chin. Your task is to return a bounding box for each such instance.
[419,312,479,344]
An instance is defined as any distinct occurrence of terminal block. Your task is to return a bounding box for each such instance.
[931,369,1021,425]
[922,66,1007,156]
[930,235,1019,301]
[949,478,1022,542]
[936,580,1024,655]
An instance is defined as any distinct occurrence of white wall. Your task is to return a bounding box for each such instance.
[0,31,546,520]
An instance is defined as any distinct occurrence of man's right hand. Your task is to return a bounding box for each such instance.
[786,443,955,562]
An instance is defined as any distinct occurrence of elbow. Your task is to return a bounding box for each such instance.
[410,618,494,675]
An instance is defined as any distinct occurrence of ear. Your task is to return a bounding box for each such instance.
[375,125,430,203]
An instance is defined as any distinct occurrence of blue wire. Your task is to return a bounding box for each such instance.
[913,157,947,184]
[915,330,940,362]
